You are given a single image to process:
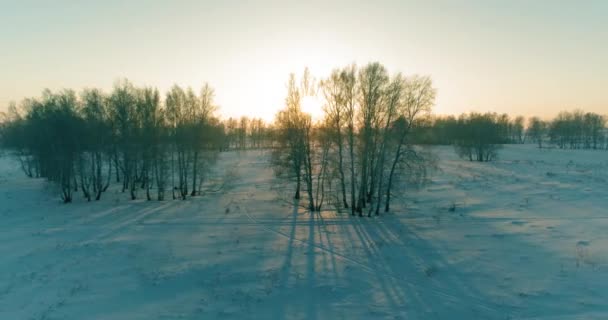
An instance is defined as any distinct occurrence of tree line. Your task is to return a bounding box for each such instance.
[411,110,607,161]
[224,116,274,149]
[545,111,606,150]
[1,69,605,206]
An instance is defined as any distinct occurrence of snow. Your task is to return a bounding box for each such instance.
[1,145,608,319]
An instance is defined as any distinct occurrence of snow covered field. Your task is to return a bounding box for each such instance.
[1,145,607,319]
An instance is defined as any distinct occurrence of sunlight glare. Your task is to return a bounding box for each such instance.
[301,95,324,121]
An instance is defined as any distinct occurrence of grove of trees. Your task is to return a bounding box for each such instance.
[271,63,436,216]
[1,80,225,202]
[547,110,606,150]
[409,110,607,161]
[453,113,505,162]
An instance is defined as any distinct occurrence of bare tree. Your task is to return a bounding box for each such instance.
[341,65,359,216]
[189,83,217,196]
[272,74,306,200]
[372,73,403,215]
[272,69,321,211]
[152,107,169,200]
[512,116,525,144]
[356,62,388,216]
[108,80,139,198]
[80,89,112,201]
[165,85,191,200]
[454,113,503,162]
[313,124,331,211]
[321,69,349,209]
[527,116,546,148]
[384,75,435,212]
[135,87,161,200]
[301,114,316,211]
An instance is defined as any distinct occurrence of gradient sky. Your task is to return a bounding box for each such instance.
[1,0,607,120]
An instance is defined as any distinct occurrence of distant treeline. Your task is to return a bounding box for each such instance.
[411,111,607,158]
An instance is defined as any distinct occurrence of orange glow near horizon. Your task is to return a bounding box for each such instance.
[1,1,607,122]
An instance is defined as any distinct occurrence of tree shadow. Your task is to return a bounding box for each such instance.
[269,198,301,318]
[339,209,606,319]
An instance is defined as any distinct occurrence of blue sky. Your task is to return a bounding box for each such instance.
[1,0,607,120]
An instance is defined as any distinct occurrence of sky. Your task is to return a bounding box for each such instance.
[1,0,607,121]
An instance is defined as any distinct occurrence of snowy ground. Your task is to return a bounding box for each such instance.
[1,145,607,319]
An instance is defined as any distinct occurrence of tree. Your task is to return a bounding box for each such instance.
[584,112,604,149]
[135,87,161,200]
[189,83,217,196]
[108,80,139,198]
[454,113,503,162]
[238,116,248,149]
[1,102,38,178]
[384,75,435,212]
[166,85,192,199]
[313,123,332,211]
[356,62,388,215]
[512,116,525,144]
[272,69,321,211]
[527,117,546,148]
[370,73,403,216]
[30,90,85,202]
[80,88,112,201]
[341,64,358,216]
[321,69,349,209]
[152,106,169,201]
[273,73,306,201]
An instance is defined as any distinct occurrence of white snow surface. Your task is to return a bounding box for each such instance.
[1,145,607,319]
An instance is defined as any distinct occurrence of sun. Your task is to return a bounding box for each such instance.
[301,95,324,121]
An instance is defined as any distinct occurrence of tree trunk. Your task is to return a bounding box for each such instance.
[130,176,137,200]
[315,144,329,212]
[335,126,349,209]
[348,126,356,216]
[171,148,176,200]
[191,151,199,196]
[146,174,151,201]
[358,135,368,216]
[385,131,407,213]
[102,155,112,193]
[114,151,120,183]
[295,170,301,199]
[374,129,392,216]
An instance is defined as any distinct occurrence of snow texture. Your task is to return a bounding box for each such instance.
[1,145,607,319]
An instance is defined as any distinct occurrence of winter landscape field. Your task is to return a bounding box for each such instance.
[1,144,607,320]
[3,2,608,319]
